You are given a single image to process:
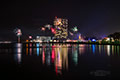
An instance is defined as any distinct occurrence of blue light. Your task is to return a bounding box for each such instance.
[92,45,95,54]
[36,43,39,47]
[37,48,39,56]
[36,43,39,56]
[92,39,96,42]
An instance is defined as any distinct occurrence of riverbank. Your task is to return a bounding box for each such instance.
[0,42,120,48]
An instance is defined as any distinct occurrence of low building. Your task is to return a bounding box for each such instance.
[35,36,54,42]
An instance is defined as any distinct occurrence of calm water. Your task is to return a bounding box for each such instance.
[0,43,120,80]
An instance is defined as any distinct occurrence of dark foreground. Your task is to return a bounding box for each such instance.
[0,43,120,80]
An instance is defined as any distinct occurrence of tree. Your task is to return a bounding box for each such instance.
[108,32,120,40]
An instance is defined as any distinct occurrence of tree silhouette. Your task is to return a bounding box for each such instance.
[108,32,120,40]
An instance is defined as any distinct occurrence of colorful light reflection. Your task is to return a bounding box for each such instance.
[14,43,22,64]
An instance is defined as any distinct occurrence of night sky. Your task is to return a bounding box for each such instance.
[0,0,120,41]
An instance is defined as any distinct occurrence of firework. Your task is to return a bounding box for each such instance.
[51,27,56,34]
[13,28,22,43]
[69,32,73,36]
[72,26,78,32]
[14,28,22,36]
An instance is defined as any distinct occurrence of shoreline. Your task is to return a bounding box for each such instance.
[0,42,120,48]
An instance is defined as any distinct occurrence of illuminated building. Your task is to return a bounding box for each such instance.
[54,17,68,40]
[35,36,53,42]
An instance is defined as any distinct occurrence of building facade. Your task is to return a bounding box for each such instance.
[54,17,68,40]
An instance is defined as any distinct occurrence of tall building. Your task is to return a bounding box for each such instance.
[54,17,68,40]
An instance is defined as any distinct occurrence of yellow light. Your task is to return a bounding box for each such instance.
[26,40,29,42]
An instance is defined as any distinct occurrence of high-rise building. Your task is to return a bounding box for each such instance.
[54,17,68,40]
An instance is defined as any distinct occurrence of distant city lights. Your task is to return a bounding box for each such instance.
[41,27,45,31]
[92,39,96,42]
[29,36,32,39]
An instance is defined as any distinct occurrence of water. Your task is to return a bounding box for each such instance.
[0,43,120,80]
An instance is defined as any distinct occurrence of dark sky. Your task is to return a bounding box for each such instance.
[0,0,120,41]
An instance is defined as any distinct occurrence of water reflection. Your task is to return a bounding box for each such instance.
[55,45,62,75]
[54,44,68,75]
[117,46,119,56]
[72,45,78,66]
[62,45,68,70]
[92,45,95,54]
[3,43,120,79]
[112,45,114,55]
[79,44,85,55]
[46,47,51,66]
[22,44,120,76]
[14,43,22,64]
[98,45,101,55]
[107,45,110,56]
[42,46,45,64]
[37,48,39,56]
[29,48,32,56]
[36,43,39,56]
[26,47,28,56]
[52,45,55,63]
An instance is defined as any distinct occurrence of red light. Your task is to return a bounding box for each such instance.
[29,36,32,39]
[51,28,56,34]
[41,27,45,31]
[52,46,55,63]
[42,47,45,64]
[55,16,57,18]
